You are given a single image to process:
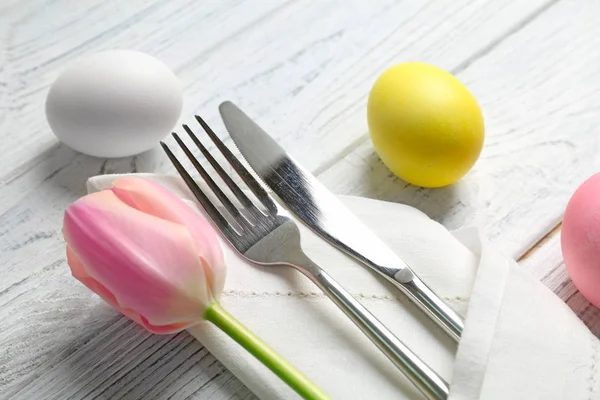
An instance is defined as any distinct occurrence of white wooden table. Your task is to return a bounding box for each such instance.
[2,0,600,398]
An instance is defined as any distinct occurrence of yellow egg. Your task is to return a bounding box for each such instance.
[367,62,484,187]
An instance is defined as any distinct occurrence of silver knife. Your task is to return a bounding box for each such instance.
[219,101,464,342]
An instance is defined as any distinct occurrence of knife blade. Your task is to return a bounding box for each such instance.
[219,101,464,341]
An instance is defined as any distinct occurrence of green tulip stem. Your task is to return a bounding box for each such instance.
[204,302,331,400]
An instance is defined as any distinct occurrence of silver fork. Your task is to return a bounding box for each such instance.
[160,116,449,400]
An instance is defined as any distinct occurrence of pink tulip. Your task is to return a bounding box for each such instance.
[63,177,225,334]
[63,176,329,400]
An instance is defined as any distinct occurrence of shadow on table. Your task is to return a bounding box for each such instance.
[6,141,256,399]
[12,303,255,400]
[559,278,600,338]
[362,150,469,227]
[33,142,165,199]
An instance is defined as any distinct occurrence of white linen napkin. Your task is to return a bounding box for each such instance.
[88,174,600,399]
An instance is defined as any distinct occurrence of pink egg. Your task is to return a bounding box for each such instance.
[562,172,600,308]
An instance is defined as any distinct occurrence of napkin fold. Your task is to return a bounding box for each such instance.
[88,174,600,399]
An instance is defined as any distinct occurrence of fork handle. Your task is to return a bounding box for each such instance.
[297,264,449,400]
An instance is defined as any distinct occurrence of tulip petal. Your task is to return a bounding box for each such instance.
[68,245,120,309]
[68,246,157,329]
[64,190,210,327]
[138,316,194,334]
[110,177,226,296]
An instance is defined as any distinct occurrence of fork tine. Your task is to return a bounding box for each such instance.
[160,141,238,240]
[171,132,249,229]
[194,114,278,215]
[182,124,263,221]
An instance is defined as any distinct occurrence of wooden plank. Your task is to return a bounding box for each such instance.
[0,1,284,397]
[0,0,562,398]
[188,0,557,174]
[520,229,600,337]
[318,0,600,260]
[517,223,561,264]
[0,0,553,180]
[0,0,290,178]
[9,318,256,400]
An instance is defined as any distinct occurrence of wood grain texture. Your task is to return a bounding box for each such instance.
[520,230,600,337]
[1,0,553,177]
[0,0,290,176]
[317,0,600,261]
[0,0,595,398]
[1,1,282,397]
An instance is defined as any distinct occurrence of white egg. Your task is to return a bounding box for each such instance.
[45,50,183,158]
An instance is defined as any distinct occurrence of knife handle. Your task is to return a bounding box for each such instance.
[394,277,464,343]
[293,258,449,400]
